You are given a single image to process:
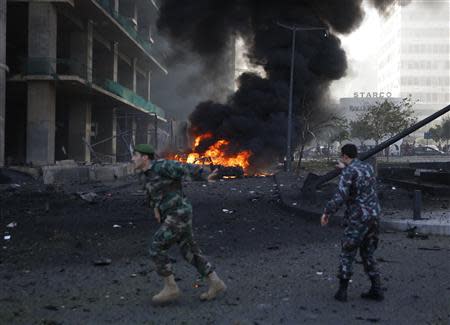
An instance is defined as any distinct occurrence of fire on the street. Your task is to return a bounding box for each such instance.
[170,133,252,172]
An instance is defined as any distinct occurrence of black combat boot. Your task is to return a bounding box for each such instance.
[361,275,384,301]
[334,279,349,302]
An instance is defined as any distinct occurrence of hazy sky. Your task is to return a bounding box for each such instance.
[329,2,381,100]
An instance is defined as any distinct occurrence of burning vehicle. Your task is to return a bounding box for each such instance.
[167,133,248,178]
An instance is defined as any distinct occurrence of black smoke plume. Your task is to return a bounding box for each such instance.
[157,0,408,171]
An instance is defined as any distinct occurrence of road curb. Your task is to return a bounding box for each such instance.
[381,219,450,236]
[274,172,450,237]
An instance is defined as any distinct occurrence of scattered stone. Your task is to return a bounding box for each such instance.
[256,303,272,311]
[93,258,111,266]
[42,320,63,325]
[43,305,58,311]
[78,192,99,203]
[417,247,441,251]
[406,227,429,240]
[6,222,17,228]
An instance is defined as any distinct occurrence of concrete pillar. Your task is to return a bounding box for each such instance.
[131,115,137,146]
[68,100,91,162]
[0,0,6,167]
[132,58,137,93]
[116,112,132,161]
[112,42,118,82]
[70,20,93,81]
[86,21,93,82]
[135,116,147,145]
[146,119,152,145]
[95,107,117,163]
[27,3,57,165]
[113,0,119,12]
[147,70,151,101]
[27,83,56,165]
[133,2,138,30]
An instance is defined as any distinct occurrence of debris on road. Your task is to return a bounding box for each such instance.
[406,227,429,240]
[417,247,442,251]
[43,305,59,311]
[93,258,112,266]
[78,192,99,203]
[6,222,17,228]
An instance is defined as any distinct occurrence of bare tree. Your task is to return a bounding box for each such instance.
[294,99,343,173]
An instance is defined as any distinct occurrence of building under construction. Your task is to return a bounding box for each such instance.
[0,0,172,167]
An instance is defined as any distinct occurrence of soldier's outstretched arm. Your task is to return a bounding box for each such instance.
[155,160,209,181]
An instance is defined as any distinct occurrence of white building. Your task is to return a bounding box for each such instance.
[377,1,450,120]
[339,94,402,121]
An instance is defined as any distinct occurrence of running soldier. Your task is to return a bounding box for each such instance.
[321,144,384,302]
[132,144,226,305]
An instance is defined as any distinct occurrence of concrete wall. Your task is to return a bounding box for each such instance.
[27,3,57,165]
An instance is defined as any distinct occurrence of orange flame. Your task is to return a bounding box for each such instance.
[170,134,252,172]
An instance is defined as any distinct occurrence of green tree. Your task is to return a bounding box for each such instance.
[363,96,417,145]
[428,125,443,148]
[328,119,350,147]
[441,117,450,147]
[349,118,371,146]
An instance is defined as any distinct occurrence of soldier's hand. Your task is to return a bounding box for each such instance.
[154,208,161,223]
[336,161,346,170]
[321,213,329,226]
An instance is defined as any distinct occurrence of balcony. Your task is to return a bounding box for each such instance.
[10,57,166,120]
[74,0,167,74]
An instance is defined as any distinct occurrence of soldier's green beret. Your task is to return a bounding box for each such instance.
[134,144,155,155]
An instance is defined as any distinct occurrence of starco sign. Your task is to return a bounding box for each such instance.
[353,92,392,98]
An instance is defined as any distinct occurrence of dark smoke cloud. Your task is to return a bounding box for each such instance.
[157,0,407,171]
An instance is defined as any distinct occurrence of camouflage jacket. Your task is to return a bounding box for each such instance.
[143,159,208,216]
[324,159,381,223]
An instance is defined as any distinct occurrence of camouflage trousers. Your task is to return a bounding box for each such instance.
[338,218,380,280]
[149,212,214,277]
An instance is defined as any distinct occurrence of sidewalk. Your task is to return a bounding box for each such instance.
[274,171,450,237]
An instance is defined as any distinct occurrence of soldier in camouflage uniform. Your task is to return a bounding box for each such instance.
[321,144,384,302]
[132,144,226,305]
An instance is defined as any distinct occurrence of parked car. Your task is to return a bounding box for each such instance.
[414,146,445,156]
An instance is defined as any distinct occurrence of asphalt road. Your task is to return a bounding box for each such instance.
[0,176,449,325]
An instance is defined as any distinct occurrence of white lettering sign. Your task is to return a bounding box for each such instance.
[353,92,392,98]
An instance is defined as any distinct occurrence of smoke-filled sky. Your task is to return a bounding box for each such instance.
[156,0,410,171]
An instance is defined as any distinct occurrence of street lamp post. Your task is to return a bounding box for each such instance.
[277,22,327,172]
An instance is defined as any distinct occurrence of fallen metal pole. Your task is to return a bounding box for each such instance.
[303,103,450,191]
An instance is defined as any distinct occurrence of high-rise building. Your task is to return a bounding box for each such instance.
[1,0,168,166]
[377,1,450,120]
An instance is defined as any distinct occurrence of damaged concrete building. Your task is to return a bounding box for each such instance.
[0,0,170,167]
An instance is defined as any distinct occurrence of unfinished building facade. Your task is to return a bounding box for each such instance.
[1,0,169,167]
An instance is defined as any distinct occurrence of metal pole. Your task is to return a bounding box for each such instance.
[413,190,422,220]
[277,22,327,172]
[286,29,296,172]
[154,113,158,150]
[310,103,450,188]
[0,1,6,167]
